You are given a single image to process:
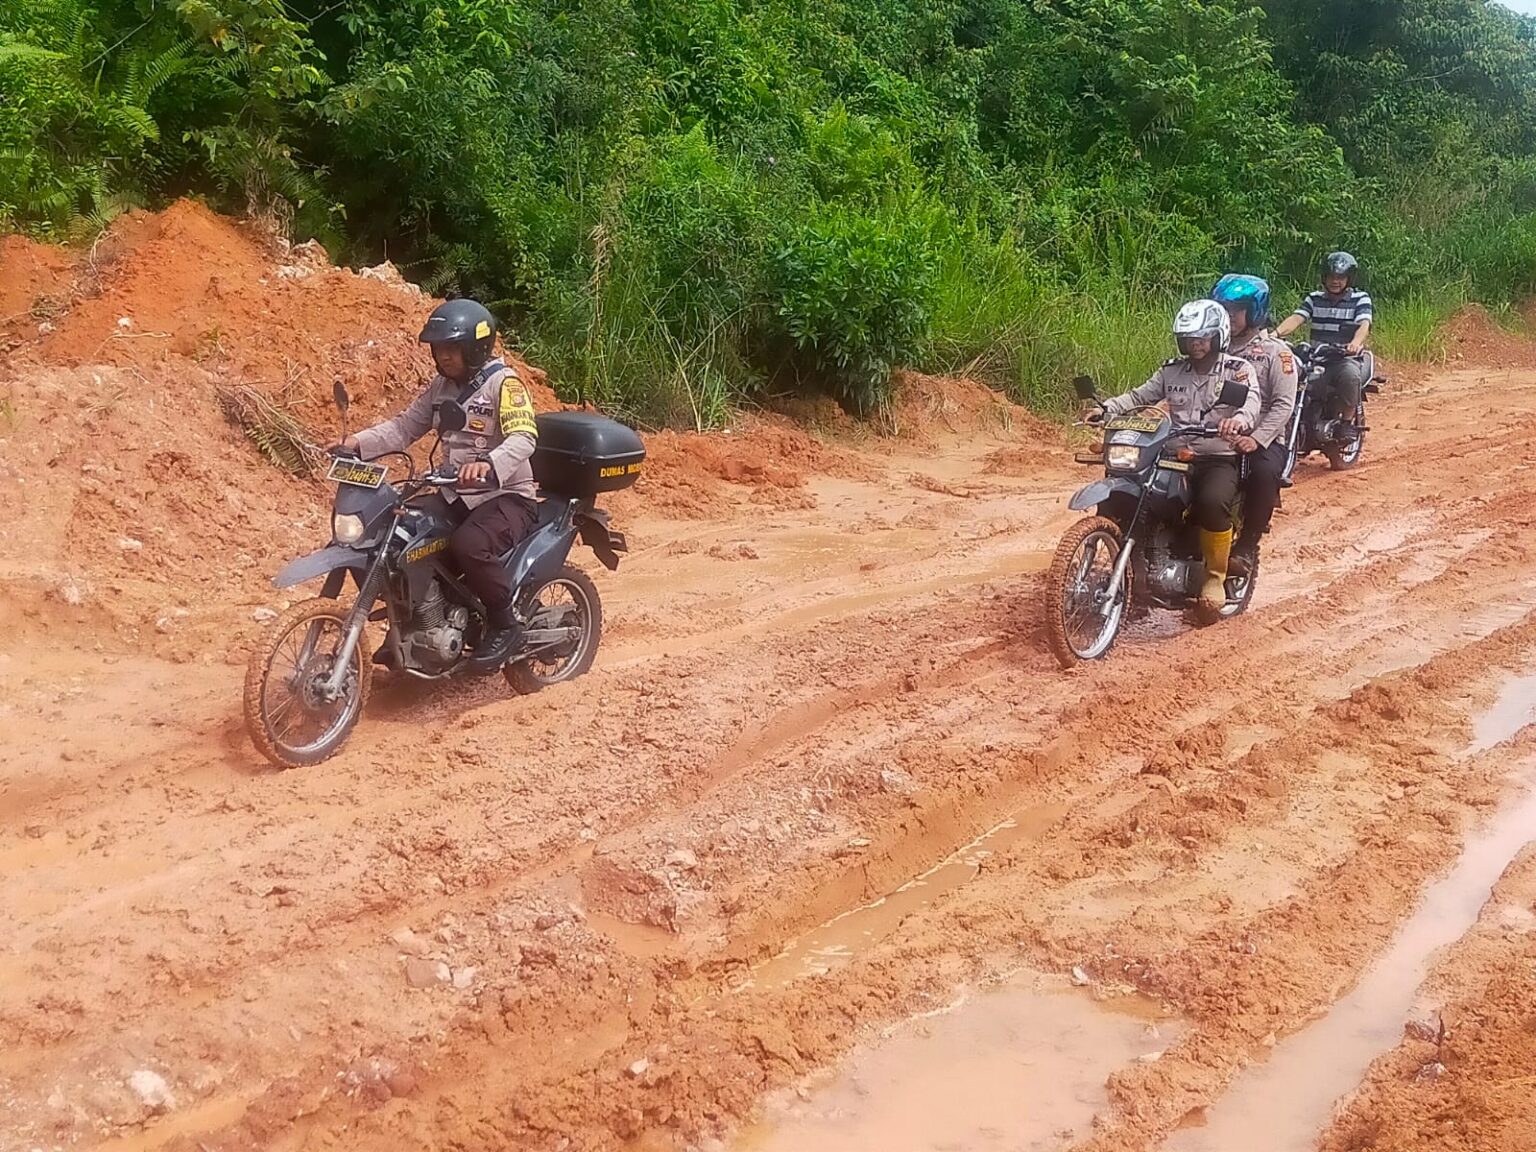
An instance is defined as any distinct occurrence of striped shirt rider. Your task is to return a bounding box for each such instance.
[1289,289,1374,347]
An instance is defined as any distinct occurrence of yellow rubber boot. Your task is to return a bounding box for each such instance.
[1199,528,1233,612]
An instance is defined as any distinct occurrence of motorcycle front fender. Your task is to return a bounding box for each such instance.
[1068,477,1140,512]
[273,545,370,590]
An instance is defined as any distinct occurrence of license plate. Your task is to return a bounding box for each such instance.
[1106,415,1164,434]
[326,458,388,488]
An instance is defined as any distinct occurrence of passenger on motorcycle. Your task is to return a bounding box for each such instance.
[1093,300,1262,612]
[330,299,539,665]
[1274,252,1372,437]
[1210,274,1297,576]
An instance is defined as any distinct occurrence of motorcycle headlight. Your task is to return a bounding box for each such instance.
[332,512,365,545]
[1106,444,1142,471]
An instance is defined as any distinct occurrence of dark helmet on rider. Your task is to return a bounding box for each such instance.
[1173,299,1231,357]
[1322,251,1359,288]
[418,298,497,370]
[1211,274,1272,330]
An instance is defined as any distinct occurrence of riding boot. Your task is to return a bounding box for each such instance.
[468,603,521,671]
[1199,528,1233,612]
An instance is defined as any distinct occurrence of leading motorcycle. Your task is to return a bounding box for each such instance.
[244,383,643,768]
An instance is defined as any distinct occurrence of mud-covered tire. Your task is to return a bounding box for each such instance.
[244,598,372,769]
[1046,516,1128,670]
[1324,404,1365,470]
[504,565,603,695]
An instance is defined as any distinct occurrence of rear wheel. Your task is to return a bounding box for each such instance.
[244,598,372,768]
[1046,516,1129,670]
[504,565,603,694]
[1195,549,1260,626]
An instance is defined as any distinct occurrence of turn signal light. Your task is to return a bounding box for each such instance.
[1176,447,1196,462]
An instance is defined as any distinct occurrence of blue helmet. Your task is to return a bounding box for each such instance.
[1211,273,1272,329]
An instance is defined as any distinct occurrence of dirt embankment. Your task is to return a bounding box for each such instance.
[4,203,1536,1152]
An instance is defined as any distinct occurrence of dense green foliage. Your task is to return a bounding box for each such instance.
[4,0,1535,421]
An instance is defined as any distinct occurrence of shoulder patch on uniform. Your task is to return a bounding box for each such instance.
[498,375,537,437]
[1162,357,1180,367]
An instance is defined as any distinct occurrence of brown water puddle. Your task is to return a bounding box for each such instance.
[747,803,1069,989]
[737,977,1178,1152]
[1164,670,1536,1152]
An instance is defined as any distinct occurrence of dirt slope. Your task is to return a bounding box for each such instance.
[3,207,1536,1152]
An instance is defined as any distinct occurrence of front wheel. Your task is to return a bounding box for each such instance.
[504,565,603,694]
[1324,402,1365,470]
[244,598,373,768]
[1046,516,1129,670]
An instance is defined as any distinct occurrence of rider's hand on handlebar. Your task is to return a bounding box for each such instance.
[1233,434,1259,454]
[1346,337,1365,356]
[457,460,494,487]
[1083,408,1106,427]
[326,435,361,456]
[1217,417,1248,442]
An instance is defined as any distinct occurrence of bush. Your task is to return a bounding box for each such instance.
[771,196,938,414]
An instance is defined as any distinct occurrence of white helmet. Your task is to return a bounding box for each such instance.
[1173,299,1231,355]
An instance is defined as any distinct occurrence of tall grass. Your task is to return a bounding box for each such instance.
[1370,289,1463,364]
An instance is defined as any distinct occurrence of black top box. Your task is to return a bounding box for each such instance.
[531,412,646,497]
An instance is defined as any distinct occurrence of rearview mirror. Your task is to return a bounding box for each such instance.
[1217,380,1250,410]
[332,378,350,414]
[436,399,467,433]
[1072,375,1098,401]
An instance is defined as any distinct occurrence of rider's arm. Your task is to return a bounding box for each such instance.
[1274,294,1312,340]
[1103,367,1168,416]
[486,371,538,484]
[1251,351,1299,448]
[353,384,438,460]
[1230,361,1262,432]
[1347,317,1372,355]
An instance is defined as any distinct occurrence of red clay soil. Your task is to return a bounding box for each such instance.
[14,201,1536,1152]
[1441,303,1536,369]
[0,233,75,342]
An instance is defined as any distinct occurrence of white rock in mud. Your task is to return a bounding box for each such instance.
[404,957,451,988]
[117,537,143,553]
[127,1069,175,1114]
[117,316,134,330]
[452,966,478,990]
[628,1058,650,1078]
[665,848,699,871]
[252,607,278,623]
[389,928,433,958]
[1070,966,1092,987]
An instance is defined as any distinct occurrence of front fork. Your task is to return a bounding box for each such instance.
[1100,535,1137,618]
[320,552,388,698]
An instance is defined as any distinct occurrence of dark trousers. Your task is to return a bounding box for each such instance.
[445,495,538,615]
[1238,440,1286,550]
[1190,457,1240,533]
[1318,355,1366,419]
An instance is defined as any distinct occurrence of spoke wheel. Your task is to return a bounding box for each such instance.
[244,598,372,768]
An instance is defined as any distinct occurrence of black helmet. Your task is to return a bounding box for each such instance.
[1323,251,1358,287]
[418,298,497,369]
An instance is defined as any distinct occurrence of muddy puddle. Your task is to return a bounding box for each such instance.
[1164,670,1536,1152]
[747,803,1068,989]
[737,976,1178,1152]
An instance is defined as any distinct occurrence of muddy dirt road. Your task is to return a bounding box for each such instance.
[4,213,1536,1152]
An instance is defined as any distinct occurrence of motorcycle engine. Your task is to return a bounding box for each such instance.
[1143,541,1198,602]
[401,579,468,672]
